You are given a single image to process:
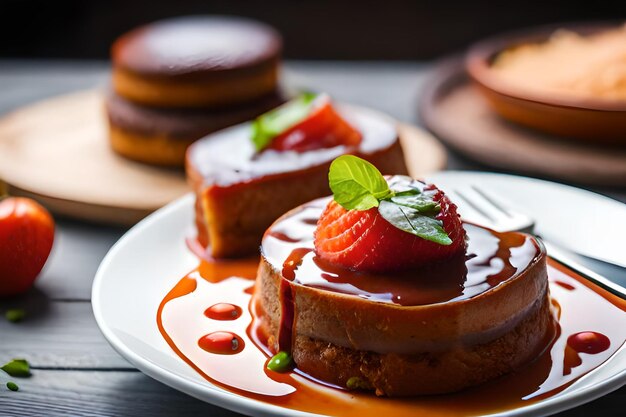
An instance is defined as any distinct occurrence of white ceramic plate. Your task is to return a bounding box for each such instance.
[92,171,626,417]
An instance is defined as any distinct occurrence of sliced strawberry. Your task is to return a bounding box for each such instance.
[314,184,466,273]
[268,98,361,152]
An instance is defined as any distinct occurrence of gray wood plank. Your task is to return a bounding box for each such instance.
[0,61,428,123]
[0,370,243,417]
[0,369,624,416]
[37,219,126,301]
[285,61,429,124]
[0,60,109,115]
[0,299,130,369]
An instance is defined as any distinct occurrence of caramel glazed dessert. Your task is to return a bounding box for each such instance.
[187,93,407,258]
[107,16,283,166]
[255,156,556,396]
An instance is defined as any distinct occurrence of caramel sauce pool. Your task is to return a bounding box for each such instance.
[264,198,541,306]
[157,246,626,416]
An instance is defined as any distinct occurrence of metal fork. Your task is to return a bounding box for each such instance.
[450,185,626,300]
[452,186,536,234]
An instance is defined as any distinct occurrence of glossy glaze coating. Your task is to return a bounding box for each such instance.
[264,197,540,306]
[112,16,282,79]
[186,104,399,188]
[258,197,548,358]
[186,104,406,258]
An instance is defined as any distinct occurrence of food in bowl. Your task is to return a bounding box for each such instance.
[467,23,626,144]
[492,25,626,101]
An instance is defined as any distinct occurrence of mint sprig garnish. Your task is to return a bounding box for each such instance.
[328,155,452,245]
[378,201,451,245]
[389,192,440,214]
[251,92,318,152]
[329,155,393,210]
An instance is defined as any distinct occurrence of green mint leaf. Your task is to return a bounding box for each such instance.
[6,381,19,391]
[5,309,25,323]
[251,92,318,151]
[392,189,420,197]
[1,359,31,377]
[389,193,441,214]
[378,200,452,245]
[329,155,393,210]
[266,351,293,373]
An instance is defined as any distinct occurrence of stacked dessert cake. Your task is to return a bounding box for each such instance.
[106,16,283,166]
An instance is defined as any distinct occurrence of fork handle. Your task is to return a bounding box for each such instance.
[543,241,626,300]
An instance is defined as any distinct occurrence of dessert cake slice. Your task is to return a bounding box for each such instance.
[186,95,407,258]
[255,156,555,396]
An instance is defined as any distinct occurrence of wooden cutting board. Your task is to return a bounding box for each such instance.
[419,58,626,188]
[0,90,446,226]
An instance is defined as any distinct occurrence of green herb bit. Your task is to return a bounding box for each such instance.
[378,200,452,245]
[6,381,19,391]
[327,155,451,245]
[5,309,25,323]
[389,193,440,214]
[266,351,293,373]
[1,359,31,377]
[346,376,372,390]
[251,92,318,152]
[329,155,393,210]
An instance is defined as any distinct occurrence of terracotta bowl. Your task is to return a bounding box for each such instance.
[466,22,626,146]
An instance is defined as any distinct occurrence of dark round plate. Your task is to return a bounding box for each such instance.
[418,57,626,187]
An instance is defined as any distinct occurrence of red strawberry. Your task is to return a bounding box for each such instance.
[314,184,466,273]
[268,99,361,152]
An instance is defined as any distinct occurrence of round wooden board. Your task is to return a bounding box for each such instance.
[419,57,626,188]
[0,90,446,226]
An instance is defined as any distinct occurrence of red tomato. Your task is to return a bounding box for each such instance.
[0,197,55,296]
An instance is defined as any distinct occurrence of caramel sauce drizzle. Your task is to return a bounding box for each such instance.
[157,239,626,417]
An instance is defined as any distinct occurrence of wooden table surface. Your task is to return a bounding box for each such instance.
[0,60,624,416]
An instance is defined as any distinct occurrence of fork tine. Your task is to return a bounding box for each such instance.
[447,190,488,225]
[463,187,512,223]
[452,190,498,223]
[456,186,535,233]
[471,185,511,217]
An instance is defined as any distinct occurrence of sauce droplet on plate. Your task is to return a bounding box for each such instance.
[198,331,245,354]
[554,281,576,291]
[204,303,242,321]
[567,331,610,354]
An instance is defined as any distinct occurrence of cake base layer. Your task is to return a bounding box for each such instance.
[186,104,407,258]
[194,142,406,257]
[106,92,282,167]
[256,207,553,396]
[108,125,194,167]
[288,294,552,396]
[112,63,279,109]
[256,283,553,396]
